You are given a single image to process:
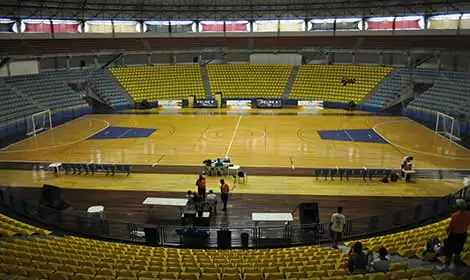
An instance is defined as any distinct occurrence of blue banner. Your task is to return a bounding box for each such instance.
[255,99,283,109]
[194,99,217,108]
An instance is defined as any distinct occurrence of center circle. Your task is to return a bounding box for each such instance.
[204,128,265,142]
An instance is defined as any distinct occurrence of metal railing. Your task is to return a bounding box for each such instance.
[0,186,467,249]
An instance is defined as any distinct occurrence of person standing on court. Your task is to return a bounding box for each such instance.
[441,199,470,269]
[220,179,230,212]
[196,174,206,198]
[330,206,346,249]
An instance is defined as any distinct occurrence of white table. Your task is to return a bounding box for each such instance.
[143,197,189,206]
[87,205,105,218]
[252,212,294,224]
[228,165,240,176]
[143,197,189,218]
[252,212,294,245]
[48,162,62,175]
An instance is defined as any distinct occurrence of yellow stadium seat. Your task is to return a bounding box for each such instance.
[390,263,408,272]
[367,272,388,280]
[389,270,410,280]
[159,271,180,279]
[222,273,240,280]
[432,272,457,280]
[70,274,92,280]
[328,269,347,276]
[285,272,304,279]
[411,277,433,280]
[200,273,221,280]
[346,275,365,280]
[264,272,284,280]
[96,268,116,277]
[407,268,433,278]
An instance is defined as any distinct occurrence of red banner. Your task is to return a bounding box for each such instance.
[367,19,420,30]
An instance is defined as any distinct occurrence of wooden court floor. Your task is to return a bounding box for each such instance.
[0,109,469,169]
[0,170,462,197]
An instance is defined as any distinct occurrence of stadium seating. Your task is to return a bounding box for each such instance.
[87,69,132,108]
[207,64,293,98]
[364,69,410,109]
[0,212,458,279]
[290,65,392,102]
[3,70,89,113]
[0,82,41,123]
[345,218,450,260]
[110,65,206,102]
[406,70,470,122]
[0,213,50,237]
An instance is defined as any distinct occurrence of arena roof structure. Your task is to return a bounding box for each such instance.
[1,0,470,20]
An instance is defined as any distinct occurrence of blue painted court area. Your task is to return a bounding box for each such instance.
[88,126,156,140]
[318,129,388,144]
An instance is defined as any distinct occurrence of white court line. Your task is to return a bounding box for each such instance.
[0,117,110,154]
[225,115,242,158]
[343,129,354,141]
[117,128,132,139]
[372,120,470,161]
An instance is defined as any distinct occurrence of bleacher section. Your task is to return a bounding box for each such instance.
[110,65,205,102]
[87,69,132,108]
[407,70,470,123]
[290,65,392,102]
[0,82,40,123]
[363,69,410,109]
[4,70,89,113]
[0,211,461,279]
[0,213,50,237]
[346,218,450,260]
[207,64,293,98]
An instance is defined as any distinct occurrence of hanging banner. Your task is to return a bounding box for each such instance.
[157,100,182,109]
[298,100,324,110]
[226,100,252,110]
[255,99,283,109]
[194,99,218,108]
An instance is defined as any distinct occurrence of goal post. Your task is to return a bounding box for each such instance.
[435,111,461,142]
[26,109,52,136]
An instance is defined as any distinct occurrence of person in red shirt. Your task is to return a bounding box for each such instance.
[195,174,206,198]
[220,179,230,212]
[443,199,470,267]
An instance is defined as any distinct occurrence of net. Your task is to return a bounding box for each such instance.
[26,109,52,136]
[435,112,461,142]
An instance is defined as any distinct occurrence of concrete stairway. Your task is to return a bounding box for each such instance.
[283,65,300,98]
[200,64,212,99]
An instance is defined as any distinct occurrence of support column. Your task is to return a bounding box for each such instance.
[94,55,99,67]
[147,53,152,65]
[304,19,309,32]
[406,52,412,68]
[66,56,71,71]
[172,54,177,65]
[351,52,356,65]
[249,20,254,33]
[436,53,441,70]
[379,52,383,66]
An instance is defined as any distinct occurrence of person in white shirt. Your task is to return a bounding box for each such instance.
[330,206,346,248]
[206,190,217,215]
[370,247,391,273]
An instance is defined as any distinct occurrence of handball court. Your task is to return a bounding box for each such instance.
[0,109,468,235]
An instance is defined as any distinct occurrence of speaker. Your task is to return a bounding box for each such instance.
[298,202,319,225]
[40,185,70,211]
[217,230,231,249]
[80,60,86,68]
[144,227,159,246]
[193,56,199,63]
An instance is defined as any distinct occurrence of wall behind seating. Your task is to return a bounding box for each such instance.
[249,53,302,65]
[0,60,40,77]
